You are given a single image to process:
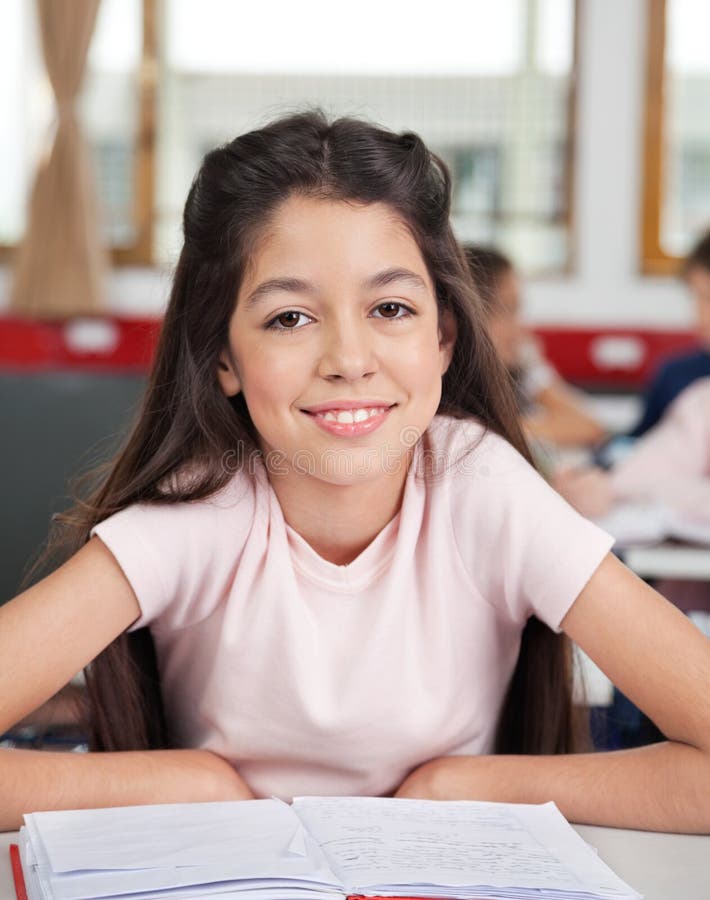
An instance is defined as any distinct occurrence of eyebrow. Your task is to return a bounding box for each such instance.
[243,267,429,310]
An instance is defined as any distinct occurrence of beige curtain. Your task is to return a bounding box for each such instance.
[10,0,107,318]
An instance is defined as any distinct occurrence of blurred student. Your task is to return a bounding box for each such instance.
[632,229,710,437]
[465,246,606,448]
[555,376,710,612]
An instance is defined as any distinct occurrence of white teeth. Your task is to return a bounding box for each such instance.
[315,406,388,424]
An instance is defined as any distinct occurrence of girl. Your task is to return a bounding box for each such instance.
[465,245,606,449]
[1,111,710,834]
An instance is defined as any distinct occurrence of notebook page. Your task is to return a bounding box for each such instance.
[23,801,342,900]
[293,796,641,898]
[26,800,304,871]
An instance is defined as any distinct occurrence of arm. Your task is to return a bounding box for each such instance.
[524,379,607,448]
[395,553,710,833]
[0,537,253,831]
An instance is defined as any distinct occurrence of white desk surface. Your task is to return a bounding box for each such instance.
[1,824,709,900]
[623,541,710,580]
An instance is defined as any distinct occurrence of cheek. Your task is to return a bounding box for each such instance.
[237,344,305,413]
[397,330,448,395]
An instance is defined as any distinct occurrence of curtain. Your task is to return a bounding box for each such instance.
[10,0,107,318]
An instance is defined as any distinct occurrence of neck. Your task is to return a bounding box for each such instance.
[267,462,411,566]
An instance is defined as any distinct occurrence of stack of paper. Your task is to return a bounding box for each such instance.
[15,796,641,900]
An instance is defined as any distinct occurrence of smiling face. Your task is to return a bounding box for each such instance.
[218,194,455,490]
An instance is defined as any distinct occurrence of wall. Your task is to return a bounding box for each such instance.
[0,0,692,329]
[526,0,688,327]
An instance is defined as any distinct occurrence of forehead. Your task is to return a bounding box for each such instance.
[242,195,430,284]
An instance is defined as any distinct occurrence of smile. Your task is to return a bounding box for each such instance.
[315,407,387,424]
[302,403,396,437]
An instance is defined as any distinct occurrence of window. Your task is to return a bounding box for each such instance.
[2,0,577,275]
[158,0,578,274]
[0,0,155,265]
[642,0,710,273]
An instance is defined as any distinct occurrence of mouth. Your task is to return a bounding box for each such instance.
[300,402,397,435]
[303,405,395,424]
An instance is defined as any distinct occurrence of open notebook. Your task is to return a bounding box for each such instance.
[11,796,641,900]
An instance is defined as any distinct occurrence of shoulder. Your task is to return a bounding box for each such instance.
[425,414,609,546]
[425,414,532,483]
[424,417,613,631]
[424,414,548,533]
[653,348,710,385]
[90,465,263,630]
[99,465,260,538]
[426,412,523,457]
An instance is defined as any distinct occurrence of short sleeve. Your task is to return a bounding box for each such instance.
[448,428,614,632]
[91,474,257,631]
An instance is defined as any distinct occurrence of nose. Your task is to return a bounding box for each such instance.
[317,317,378,382]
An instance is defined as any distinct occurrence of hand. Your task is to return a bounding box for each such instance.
[393,758,443,799]
[393,756,502,801]
[551,466,613,518]
[177,749,256,801]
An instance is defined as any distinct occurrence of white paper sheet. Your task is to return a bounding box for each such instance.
[22,801,341,900]
[27,800,305,871]
[293,796,641,899]
[20,796,641,900]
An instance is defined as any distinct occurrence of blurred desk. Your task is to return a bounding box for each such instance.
[623,542,710,580]
[1,824,709,900]
[573,824,710,899]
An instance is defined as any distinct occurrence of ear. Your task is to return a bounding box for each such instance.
[438,308,457,375]
[217,350,241,397]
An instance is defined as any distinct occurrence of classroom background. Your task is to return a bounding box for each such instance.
[1,0,708,745]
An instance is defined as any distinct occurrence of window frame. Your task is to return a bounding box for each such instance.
[0,0,156,268]
[641,0,685,275]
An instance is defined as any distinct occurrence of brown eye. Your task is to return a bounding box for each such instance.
[277,311,301,327]
[373,302,412,319]
[378,303,399,317]
[267,310,309,330]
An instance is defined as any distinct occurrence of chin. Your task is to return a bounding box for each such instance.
[318,454,410,486]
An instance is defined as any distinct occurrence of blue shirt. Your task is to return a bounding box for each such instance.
[631,347,710,437]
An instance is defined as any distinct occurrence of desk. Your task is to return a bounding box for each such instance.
[623,542,710,581]
[1,825,708,900]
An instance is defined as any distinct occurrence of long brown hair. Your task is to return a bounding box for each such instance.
[46,110,578,755]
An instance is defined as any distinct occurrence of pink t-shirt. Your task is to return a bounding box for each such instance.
[92,415,612,800]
